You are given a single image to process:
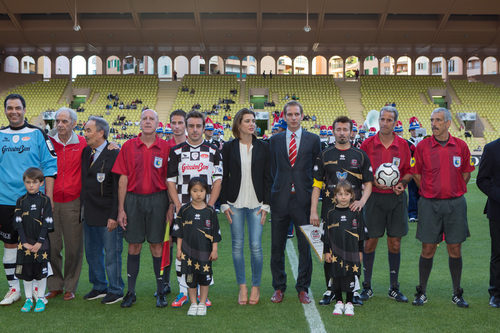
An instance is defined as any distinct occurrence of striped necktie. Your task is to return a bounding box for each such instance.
[289,133,297,167]
[89,148,96,167]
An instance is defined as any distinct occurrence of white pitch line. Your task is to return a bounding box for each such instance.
[286,239,327,333]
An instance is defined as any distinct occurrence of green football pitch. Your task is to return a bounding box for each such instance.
[1,170,499,332]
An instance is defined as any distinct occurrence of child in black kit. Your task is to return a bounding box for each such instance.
[173,177,220,316]
[323,180,364,316]
[14,167,53,312]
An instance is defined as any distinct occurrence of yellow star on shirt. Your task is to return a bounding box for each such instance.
[24,249,31,256]
[345,264,350,271]
[18,243,23,250]
[194,262,200,270]
[203,264,210,272]
[42,252,48,260]
[331,198,335,204]
[181,253,186,260]
[187,258,192,266]
[325,190,330,198]
[34,253,38,259]
[352,264,359,273]
[332,255,337,263]
[340,260,344,268]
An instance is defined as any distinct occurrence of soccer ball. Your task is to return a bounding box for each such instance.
[375,163,400,187]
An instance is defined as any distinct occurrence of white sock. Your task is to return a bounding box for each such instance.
[175,258,188,295]
[37,278,47,302]
[3,248,20,291]
[23,281,33,299]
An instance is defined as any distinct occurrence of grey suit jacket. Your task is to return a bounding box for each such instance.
[269,129,321,215]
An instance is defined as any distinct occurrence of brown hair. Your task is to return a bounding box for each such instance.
[334,180,355,204]
[186,110,205,127]
[23,167,44,182]
[232,108,256,139]
[283,100,304,115]
[333,116,353,132]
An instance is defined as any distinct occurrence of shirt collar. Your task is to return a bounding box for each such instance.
[136,133,161,148]
[95,140,108,153]
[431,134,456,147]
[373,132,397,148]
[53,131,79,145]
[286,127,302,139]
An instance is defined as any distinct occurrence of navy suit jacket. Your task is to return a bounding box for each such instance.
[477,138,500,221]
[269,129,321,215]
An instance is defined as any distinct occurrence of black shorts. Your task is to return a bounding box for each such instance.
[124,191,168,244]
[0,205,18,244]
[330,275,358,293]
[15,262,48,281]
[185,272,212,289]
[416,196,470,244]
[364,192,408,238]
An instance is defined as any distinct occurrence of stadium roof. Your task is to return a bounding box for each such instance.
[1,0,500,59]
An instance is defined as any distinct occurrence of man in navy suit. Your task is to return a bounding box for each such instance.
[269,101,321,304]
[477,138,500,308]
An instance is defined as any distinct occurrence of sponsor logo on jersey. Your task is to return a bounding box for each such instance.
[313,165,319,171]
[350,159,359,167]
[201,153,209,158]
[341,215,347,222]
[453,156,461,168]
[22,136,31,142]
[340,154,345,160]
[12,135,19,143]
[2,137,9,142]
[45,139,54,152]
[30,204,37,211]
[336,171,347,181]
[205,219,211,228]
[2,145,31,153]
[154,156,163,168]
[181,163,209,173]
[181,152,190,160]
[191,152,200,160]
[392,157,401,168]
[195,213,200,220]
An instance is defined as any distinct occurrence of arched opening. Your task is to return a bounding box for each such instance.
[312,56,327,75]
[37,56,51,78]
[242,56,257,78]
[158,56,173,78]
[208,56,223,74]
[88,55,103,75]
[174,56,189,78]
[71,55,86,79]
[448,56,463,75]
[328,56,343,78]
[380,56,395,75]
[396,56,411,75]
[21,56,36,74]
[345,56,360,78]
[364,56,379,75]
[55,56,70,75]
[431,57,446,76]
[190,55,203,75]
[415,56,430,75]
[260,55,275,75]
[123,55,137,75]
[467,56,481,77]
[293,55,308,74]
[277,56,292,75]
[483,56,497,75]
[106,55,121,75]
[225,56,240,76]
[140,56,154,75]
[4,56,19,73]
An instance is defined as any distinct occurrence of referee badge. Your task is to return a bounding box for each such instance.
[453,156,461,168]
[154,156,163,168]
[96,173,105,183]
[392,157,400,168]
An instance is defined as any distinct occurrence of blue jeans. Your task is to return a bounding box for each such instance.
[229,205,264,286]
[84,222,124,295]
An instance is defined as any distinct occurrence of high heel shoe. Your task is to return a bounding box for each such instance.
[249,286,260,305]
[238,285,248,305]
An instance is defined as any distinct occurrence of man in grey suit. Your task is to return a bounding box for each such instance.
[269,101,321,304]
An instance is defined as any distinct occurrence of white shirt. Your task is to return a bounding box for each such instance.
[221,142,270,213]
[286,127,303,155]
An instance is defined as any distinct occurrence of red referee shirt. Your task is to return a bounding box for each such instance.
[360,133,411,194]
[112,134,171,194]
[412,134,474,199]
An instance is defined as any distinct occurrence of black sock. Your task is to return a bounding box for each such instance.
[419,256,433,293]
[152,256,163,295]
[388,252,401,287]
[164,248,173,286]
[324,262,331,290]
[363,251,375,287]
[449,257,462,293]
[334,288,343,303]
[346,292,353,303]
[127,253,140,293]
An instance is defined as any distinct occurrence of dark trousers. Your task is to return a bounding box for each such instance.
[490,219,500,298]
[270,195,312,293]
[408,179,420,219]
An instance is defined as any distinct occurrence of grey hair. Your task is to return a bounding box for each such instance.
[141,109,159,121]
[88,116,109,140]
[431,107,452,122]
[55,107,78,124]
[380,106,398,122]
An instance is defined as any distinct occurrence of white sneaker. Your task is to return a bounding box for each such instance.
[0,287,21,305]
[333,301,344,315]
[344,302,355,316]
[187,303,198,316]
[197,304,207,316]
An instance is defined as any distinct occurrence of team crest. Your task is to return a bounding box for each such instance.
[154,156,163,168]
[453,156,461,168]
[12,135,19,143]
[352,219,358,228]
[392,157,401,168]
[191,152,200,160]
[410,157,416,167]
[336,171,347,181]
[205,219,211,228]
[97,173,106,183]
[350,159,359,167]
